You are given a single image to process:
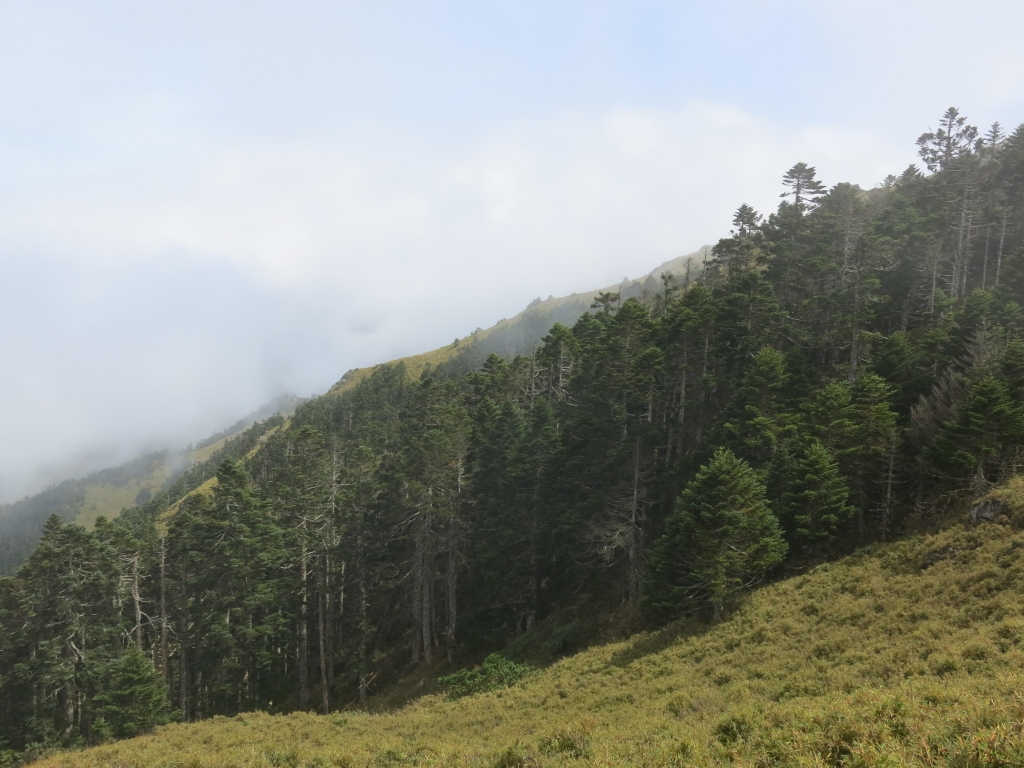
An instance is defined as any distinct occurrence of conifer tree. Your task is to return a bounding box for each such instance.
[723,346,793,465]
[917,108,978,173]
[780,163,826,213]
[646,448,787,620]
[93,646,172,740]
[780,441,854,554]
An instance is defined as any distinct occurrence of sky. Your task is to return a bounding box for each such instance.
[1,0,1023,501]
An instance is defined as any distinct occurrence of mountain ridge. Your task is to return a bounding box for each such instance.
[0,394,304,575]
[328,246,710,395]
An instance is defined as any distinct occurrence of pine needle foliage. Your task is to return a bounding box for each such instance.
[29,508,1024,768]
[646,448,787,619]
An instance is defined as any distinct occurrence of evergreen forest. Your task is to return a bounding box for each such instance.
[5,107,1024,758]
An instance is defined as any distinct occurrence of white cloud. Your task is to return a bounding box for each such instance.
[1,102,911,276]
[0,101,914,500]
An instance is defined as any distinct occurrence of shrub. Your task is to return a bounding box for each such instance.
[492,744,538,767]
[928,654,959,676]
[543,622,581,657]
[714,714,751,745]
[540,725,591,759]
[437,654,534,699]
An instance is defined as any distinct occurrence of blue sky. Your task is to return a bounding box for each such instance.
[1,0,1023,499]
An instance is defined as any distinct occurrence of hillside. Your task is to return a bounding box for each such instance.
[31,492,1024,767]
[4,107,1024,766]
[0,242,707,563]
[0,394,303,575]
[327,247,709,395]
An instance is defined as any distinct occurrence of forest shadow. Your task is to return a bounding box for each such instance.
[606,615,709,668]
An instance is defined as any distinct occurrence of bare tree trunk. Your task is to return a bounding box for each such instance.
[160,539,168,683]
[527,458,543,632]
[952,201,970,298]
[325,555,334,691]
[880,434,897,542]
[179,580,189,722]
[357,531,367,676]
[929,245,939,313]
[195,668,203,721]
[982,223,991,289]
[298,538,310,710]
[701,331,709,380]
[679,346,688,430]
[526,531,538,632]
[627,435,644,603]
[445,542,456,664]
[333,560,344,691]
[996,208,1008,287]
[849,271,860,384]
[420,497,434,665]
[131,553,143,647]
[422,567,433,665]
[411,532,422,665]
[961,214,974,298]
[318,590,329,714]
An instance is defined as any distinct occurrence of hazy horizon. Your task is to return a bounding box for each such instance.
[3,0,1023,501]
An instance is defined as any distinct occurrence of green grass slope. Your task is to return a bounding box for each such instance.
[34,486,1024,767]
[68,394,304,529]
[70,438,232,530]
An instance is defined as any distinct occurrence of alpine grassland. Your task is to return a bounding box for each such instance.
[28,493,1024,767]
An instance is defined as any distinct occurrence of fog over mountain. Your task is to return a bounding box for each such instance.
[2,0,1022,501]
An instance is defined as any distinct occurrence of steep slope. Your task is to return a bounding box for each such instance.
[328,247,709,395]
[0,394,303,575]
[33,492,1024,768]
[0,245,704,576]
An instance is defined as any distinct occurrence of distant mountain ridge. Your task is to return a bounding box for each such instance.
[0,394,304,575]
[330,245,710,394]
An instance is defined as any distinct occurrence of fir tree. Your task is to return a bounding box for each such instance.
[780,162,826,213]
[646,448,787,620]
[781,441,854,555]
[723,346,793,465]
[93,646,172,740]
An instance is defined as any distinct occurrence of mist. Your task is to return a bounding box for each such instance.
[2,0,1022,501]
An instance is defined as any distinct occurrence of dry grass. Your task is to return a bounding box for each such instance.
[33,516,1024,767]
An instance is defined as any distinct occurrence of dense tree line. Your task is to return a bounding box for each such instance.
[4,108,1024,755]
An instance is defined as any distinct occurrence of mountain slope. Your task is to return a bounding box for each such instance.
[0,243,705,576]
[0,394,303,575]
[328,247,709,395]
[7,108,1024,765]
[33,494,1024,767]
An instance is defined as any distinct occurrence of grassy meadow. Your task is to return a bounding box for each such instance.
[31,492,1024,767]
